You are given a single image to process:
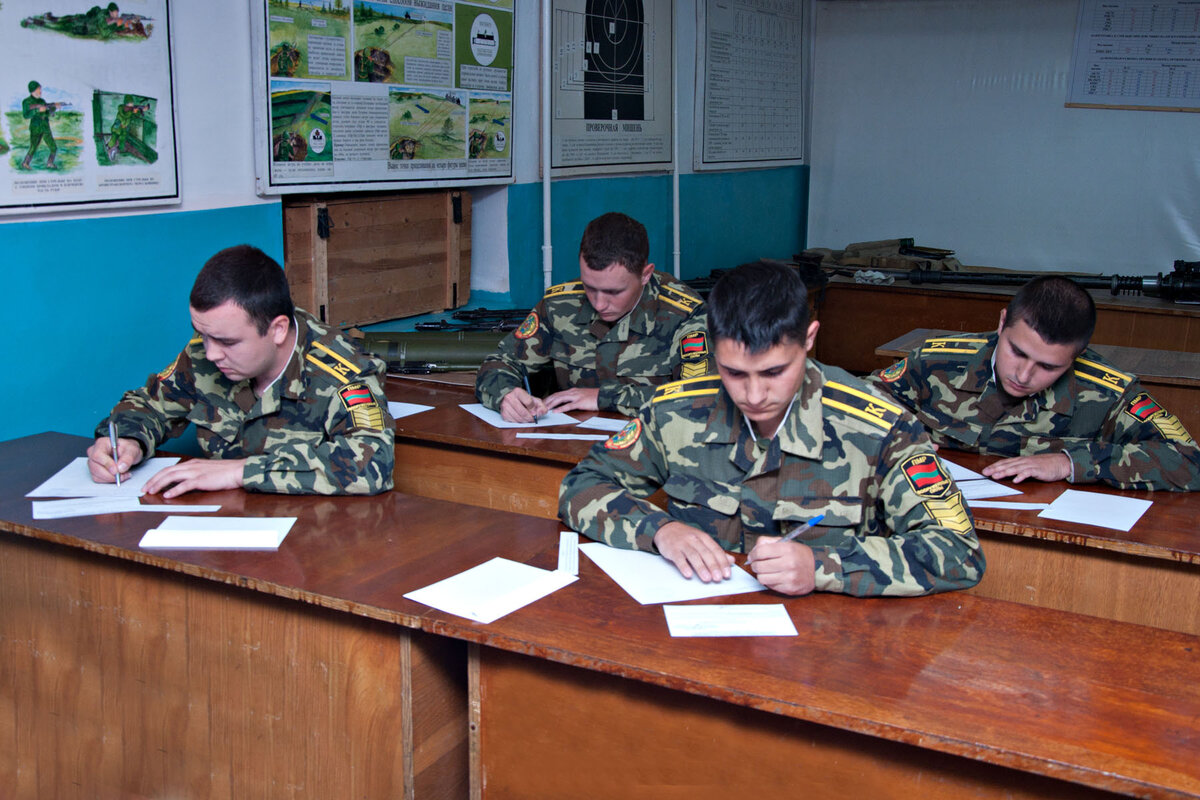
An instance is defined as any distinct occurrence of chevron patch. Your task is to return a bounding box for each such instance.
[923,491,972,535]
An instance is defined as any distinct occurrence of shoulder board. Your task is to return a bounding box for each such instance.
[188,334,203,346]
[658,282,701,314]
[919,336,989,356]
[544,280,584,299]
[1072,356,1133,393]
[821,380,904,432]
[651,375,722,404]
[304,340,365,385]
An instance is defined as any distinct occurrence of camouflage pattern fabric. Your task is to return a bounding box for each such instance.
[559,362,985,597]
[867,332,1200,491]
[97,308,395,495]
[475,271,713,417]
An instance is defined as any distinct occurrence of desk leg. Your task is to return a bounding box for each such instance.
[470,647,1120,800]
[0,534,467,799]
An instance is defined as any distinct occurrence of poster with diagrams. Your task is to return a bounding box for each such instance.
[0,0,179,215]
[693,0,804,170]
[253,0,514,194]
[550,0,672,174]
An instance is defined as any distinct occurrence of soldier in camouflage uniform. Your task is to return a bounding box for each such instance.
[476,212,712,420]
[868,276,1200,491]
[560,261,984,597]
[88,245,394,497]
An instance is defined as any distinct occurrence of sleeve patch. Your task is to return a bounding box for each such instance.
[922,491,972,535]
[157,357,179,382]
[339,383,385,430]
[878,358,907,383]
[604,418,642,449]
[681,361,709,379]
[515,311,539,339]
[1152,412,1196,445]
[901,453,953,498]
[1124,392,1162,422]
[681,332,709,359]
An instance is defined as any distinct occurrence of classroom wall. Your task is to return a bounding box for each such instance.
[807,0,1200,274]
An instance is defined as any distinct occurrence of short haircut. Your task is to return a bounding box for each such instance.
[578,212,649,275]
[1004,275,1095,349]
[190,245,295,335]
[708,261,810,353]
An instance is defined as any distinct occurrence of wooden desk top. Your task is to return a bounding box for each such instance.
[876,328,1200,386]
[4,433,1199,798]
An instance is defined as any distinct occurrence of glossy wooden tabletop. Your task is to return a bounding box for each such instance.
[4,432,1199,797]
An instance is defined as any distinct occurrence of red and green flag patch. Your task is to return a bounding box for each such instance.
[900,453,952,498]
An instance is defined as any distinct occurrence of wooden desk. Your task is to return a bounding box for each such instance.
[3,434,1199,798]
[387,376,601,519]
[874,327,1200,434]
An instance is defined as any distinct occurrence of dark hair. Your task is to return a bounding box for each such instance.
[1004,275,1095,348]
[707,261,810,353]
[578,212,649,275]
[189,245,295,335]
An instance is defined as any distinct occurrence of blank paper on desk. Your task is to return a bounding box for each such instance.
[404,557,577,623]
[139,515,296,550]
[1038,489,1152,532]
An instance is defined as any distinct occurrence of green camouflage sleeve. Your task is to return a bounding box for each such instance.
[559,413,676,551]
[96,344,200,459]
[241,361,395,496]
[1061,386,1200,491]
[811,420,986,597]
[475,304,551,410]
[601,308,714,417]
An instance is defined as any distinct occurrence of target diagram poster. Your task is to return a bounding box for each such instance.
[0,0,179,215]
[253,0,515,195]
[550,0,673,174]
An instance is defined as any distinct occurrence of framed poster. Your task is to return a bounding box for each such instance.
[252,0,515,195]
[550,0,673,175]
[0,0,180,215]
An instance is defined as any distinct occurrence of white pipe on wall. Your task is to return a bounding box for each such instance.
[541,0,553,289]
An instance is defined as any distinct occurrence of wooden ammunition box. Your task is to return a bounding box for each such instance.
[284,190,471,329]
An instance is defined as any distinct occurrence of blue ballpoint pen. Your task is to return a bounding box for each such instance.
[779,513,825,544]
[523,372,539,423]
[108,420,122,487]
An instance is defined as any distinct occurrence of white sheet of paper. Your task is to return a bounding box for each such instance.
[388,401,434,419]
[558,531,579,575]
[965,501,1050,510]
[580,542,765,605]
[577,416,630,432]
[27,457,181,498]
[32,497,222,519]
[940,457,1023,500]
[404,556,577,624]
[459,403,578,429]
[139,515,296,550]
[664,604,798,637]
[515,432,609,441]
[1038,489,1152,532]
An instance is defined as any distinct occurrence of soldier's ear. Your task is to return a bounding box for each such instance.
[267,314,291,345]
[639,262,655,286]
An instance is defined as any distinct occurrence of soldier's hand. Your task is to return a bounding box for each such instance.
[654,521,734,582]
[499,387,547,423]
[982,452,1071,484]
[143,458,247,499]
[746,538,817,596]
[544,387,600,414]
[87,436,145,483]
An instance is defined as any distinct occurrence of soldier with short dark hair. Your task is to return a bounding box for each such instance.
[87,245,394,497]
[475,212,712,421]
[869,275,1200,491]
[559,261,984,597]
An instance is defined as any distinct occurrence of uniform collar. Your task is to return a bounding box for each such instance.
[578,271,661,341]
[701,360,825,460]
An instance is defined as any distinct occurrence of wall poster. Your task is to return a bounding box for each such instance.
[0,0,180,215]
[550,0,673,174]
[252,0,515,195]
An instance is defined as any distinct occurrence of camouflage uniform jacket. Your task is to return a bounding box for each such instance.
[559,362,985,597]
[97,309,395,495]
[867,332,1200,491]
[475,271,712,417]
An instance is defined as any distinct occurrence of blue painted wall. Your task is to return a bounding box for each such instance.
[506,165,809,308]
[0,203,283,443]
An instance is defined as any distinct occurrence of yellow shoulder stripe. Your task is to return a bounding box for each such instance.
[652,375,721,403]
[1074,356,1133,384]
[545,280,584,297]
[659,293,697,313]
[821,398,894,430]
[824,381,904,416]
[312,341,362,374]
[920,337,988,356]
[306,351,353,384]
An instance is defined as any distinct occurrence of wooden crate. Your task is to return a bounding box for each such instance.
[283,190,471,328]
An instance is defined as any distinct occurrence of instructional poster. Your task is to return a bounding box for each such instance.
[693,0,805,169]
[0,0,179,215]
[1068,0,1200,111]
[550,0,672,174]
[253,0,515,195]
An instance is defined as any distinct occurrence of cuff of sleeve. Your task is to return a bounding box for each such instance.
[810,548,843,593]
[1064,446,1094,484]
[240,455,271,492]
[596,384,617,412]
[637,511,676,553]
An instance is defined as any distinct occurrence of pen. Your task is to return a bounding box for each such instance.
[779,513,824,544]
[108,421,122,487]
[523,372,539,423]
